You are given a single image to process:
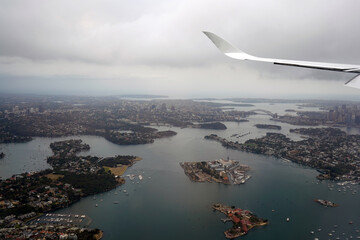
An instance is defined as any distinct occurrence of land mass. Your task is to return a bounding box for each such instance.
[213,204,268,239]
[254,124,281,130]
[0,96,255,144]
[0,224,103,240]
[205,127,360,182]
[0,139,141,238]
[191,122,227,130]
[180,159,250,185]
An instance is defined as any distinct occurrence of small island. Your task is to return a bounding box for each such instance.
[105,129,177,145]
[191,122,227,130]
[180,159,250,185]
[235,119,249,123]
[315,199,338,207]
[213,204,268,239]
[254,124,281,130]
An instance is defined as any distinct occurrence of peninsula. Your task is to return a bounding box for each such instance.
[180,159,250,185]
[205,127,360,182]
[213,204,268,239]
[0,139,141,238]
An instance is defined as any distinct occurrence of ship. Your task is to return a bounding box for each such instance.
[314,199,338,207]
[127,174,135,181]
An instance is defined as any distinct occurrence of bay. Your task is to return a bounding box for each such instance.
[0,102,359,239]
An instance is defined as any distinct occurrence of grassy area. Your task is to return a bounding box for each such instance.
[244,143,257,148]
[45,173,64,181]
[104,165,128,176]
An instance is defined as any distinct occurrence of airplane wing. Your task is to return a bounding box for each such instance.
[203,31,360,89]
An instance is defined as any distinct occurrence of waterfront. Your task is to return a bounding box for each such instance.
[57,131,360,240]
[0,103,359,239]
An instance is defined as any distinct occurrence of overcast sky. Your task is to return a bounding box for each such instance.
[1,0,360,99]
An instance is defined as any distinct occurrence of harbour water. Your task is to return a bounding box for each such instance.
[0,102,359,239]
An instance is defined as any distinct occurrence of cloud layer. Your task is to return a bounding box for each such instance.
[1,0,360,99]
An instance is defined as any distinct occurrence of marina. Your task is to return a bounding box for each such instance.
[32,214,92,227]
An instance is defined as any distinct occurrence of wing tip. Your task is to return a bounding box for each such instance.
[202,31,238,53]
[202,31,253,60]
[344,74,360,89]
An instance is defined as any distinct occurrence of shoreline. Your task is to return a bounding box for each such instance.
[0,139,143,239]
[213,204,269,239]
[205,131,360,183]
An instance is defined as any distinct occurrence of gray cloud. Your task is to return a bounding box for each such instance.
[0,0,360,98]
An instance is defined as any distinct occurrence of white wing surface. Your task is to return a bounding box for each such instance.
[203,31,360,89]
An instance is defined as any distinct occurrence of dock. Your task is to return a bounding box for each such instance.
[31,213,92,227]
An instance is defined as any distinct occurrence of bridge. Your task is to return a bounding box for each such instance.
[250,109,277,118]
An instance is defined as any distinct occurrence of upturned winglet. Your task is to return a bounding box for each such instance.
[203,31,360,90]
[345,74,360,89]
[202,31,254,60]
